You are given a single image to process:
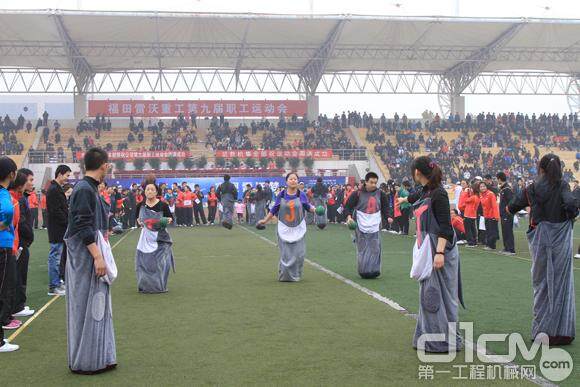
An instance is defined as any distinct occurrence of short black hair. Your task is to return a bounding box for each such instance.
[224,174,231,181]
[285,172,299,181]
[0,156,18,181]
[496,172,507,182]
[18,168,33,177]
[402,181,412,188]
[365,172,379,181]
[484,174,492,180]
[83,148,108,171]
[55,164,72,179]
[452,209,459,215]
[316,177,323,183]
[10,170,28,190]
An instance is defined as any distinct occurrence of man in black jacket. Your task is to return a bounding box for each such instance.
[127,184,137,229]
[193,184,207,225]
[46,164,71,296]
[497,172,515,255]
[217,174,238,229]
[12,169,35,317]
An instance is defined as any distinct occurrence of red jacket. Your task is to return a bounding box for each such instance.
[451,214,465,234]
[100,190,111,205]
[28,191,39,208]
[480,190,500,220]
[40,194,47,210]
[182,192,194,208]
[343,189,353,206]
[328,189,336,206]
[393,191,401,218]
[10,191,20,255]
[207,192,218,207]
[460,190,480,219]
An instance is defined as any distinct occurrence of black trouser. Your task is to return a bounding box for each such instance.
[175,207,183,225]
[501,215,515,253]
[477,216,485,245]
[122,211,130,229]
[464,217,477,246]
[31,208,39,229]
[184,207,193,226]
[59,242,67,281]
[13,245,30,313]
[484,219,499,249]
[128,209,136,228]
[194,205,207,225]
[399,207,411,235]
[208,206,217,223]
[327,204,337,223]
[41,210,47,228]
[0,248,17,342]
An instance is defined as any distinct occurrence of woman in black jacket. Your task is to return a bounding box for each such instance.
[508,154,578,346]
[399,156,464,352]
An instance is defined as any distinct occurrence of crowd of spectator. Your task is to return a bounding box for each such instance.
[206,112,359,155]
[366,111,580,185]
[0,113,38,156]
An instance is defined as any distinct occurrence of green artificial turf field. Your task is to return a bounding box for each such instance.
[1,221,578,386]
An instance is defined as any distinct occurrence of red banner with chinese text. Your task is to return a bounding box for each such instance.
[215,149,333,159]
[76,150,192,161]
[88,100,307,117]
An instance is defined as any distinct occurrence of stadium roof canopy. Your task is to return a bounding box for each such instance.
[0,9,578,74]
[0,9,579,114]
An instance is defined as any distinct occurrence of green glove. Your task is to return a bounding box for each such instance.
[159,217,170,229]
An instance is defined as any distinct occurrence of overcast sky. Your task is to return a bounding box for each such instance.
[2,0,579,116]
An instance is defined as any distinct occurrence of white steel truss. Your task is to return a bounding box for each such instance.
[0,68,576,97]
[0,41,578,66]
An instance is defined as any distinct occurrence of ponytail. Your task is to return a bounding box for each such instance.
[411,156,443,191]
[538,153,562,186]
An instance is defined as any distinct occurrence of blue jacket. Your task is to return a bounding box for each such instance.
[0,187,15,249]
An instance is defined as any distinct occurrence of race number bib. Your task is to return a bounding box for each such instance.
[184,200,192,206]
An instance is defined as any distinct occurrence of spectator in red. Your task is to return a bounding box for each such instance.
[40,189,47,229]
[28,189,39,229]
[207,186,218,225]
[479,182,500,250]
[451,209,466,243]
[459,182,480,247]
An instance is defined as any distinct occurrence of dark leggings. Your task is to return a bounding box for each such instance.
[464,218,477,246]
[0,249,17,342]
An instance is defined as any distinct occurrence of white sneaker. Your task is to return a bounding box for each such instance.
[13,306,35,317]
[48,287,66,296]
[574,254,580,259]
[456,240,467,245]
[0,342,19,353]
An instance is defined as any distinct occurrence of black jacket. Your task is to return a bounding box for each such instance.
[18,193,34,247]
[508,178,578,228]
[217,181,238,200]
[343,187,392,223]
[498,183,514,218]
[312,182,328,198]
[46,180,68,243]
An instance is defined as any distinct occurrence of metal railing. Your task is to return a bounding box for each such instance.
[26,148,368,164]
[331,148,368,161]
